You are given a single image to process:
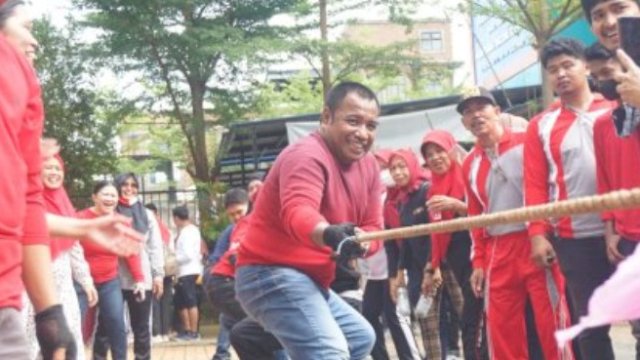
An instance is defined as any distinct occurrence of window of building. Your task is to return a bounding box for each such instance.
[420,30,443,52]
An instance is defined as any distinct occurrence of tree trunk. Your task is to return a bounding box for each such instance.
[539,2,553,108]
[190,82,212,227]
[319,0,331,97]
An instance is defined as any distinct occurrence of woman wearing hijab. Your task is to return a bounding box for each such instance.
[421,130,487,360]
[388,149,449,359]
[361,150,421,360]
[21,154,98,360]
[115,173,165,359]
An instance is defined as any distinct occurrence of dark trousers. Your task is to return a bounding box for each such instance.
[122,289,153,360]
[618,238,640,360]
[525,300,544,360]
[74,281,88,322]
[443,291,460,352]
[152,276,174,336]
[207,275,246,322]
[554,236,615,360]
[445,233,488,360]
[230,318,284,360]
[362,279,416,360]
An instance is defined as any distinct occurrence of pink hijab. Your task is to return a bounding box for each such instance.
[43,155,77,259]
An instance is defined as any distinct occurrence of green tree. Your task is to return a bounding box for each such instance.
[252,0,459,117]
[290,0,441,96]
[73,0,308,224]
[464,0,582,106]
[34,17,124,204]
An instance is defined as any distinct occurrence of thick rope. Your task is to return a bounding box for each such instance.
[355,188,640,243]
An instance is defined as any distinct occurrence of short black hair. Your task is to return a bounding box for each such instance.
[325,81,380,115]
[92,180,116,195]
[172,206,189,220]
[246,172,265,183]
[224,188,249,209]
[145,203,158,213]
[582,0,640,23]
[0,0,25,29]
[541,38,587,68]
[585,42,614,62]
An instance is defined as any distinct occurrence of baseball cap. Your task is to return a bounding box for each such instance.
[456,86,497,114]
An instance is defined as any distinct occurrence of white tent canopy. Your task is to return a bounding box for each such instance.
[285,104,475,155]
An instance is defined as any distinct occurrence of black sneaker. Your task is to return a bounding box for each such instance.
[174,331,191,341]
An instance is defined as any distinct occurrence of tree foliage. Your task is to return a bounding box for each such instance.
[464,0,583,105]
[252,0,460,117]
[34,17,124,203]
[291,0,448,95]
[73,0,308,222]
[466,0,581,45]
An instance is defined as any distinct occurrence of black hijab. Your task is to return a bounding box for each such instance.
[115,173,150,234]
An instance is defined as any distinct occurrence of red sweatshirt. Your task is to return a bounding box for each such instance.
[76,208,144,284]
[237,132,383,288]
[0,35,49,309]
[594,114,640,241]
[212,216,251,278]
[524,96,617,239]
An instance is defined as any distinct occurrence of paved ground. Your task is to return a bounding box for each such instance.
[106,322,636,360]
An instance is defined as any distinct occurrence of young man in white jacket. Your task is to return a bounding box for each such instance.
[173,206,204,340]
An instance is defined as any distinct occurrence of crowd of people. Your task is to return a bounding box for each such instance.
[3,0,640,359]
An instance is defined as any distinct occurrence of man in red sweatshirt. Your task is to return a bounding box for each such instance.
[235,81,381,359]
[524,38,618,360]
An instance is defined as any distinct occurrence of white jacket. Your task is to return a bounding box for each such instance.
[175,223,203,277]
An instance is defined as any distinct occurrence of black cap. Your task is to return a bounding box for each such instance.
[456,87,497,114]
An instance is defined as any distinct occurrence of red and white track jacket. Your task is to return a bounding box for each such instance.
[463,129,527,269]
[524,96,617,239]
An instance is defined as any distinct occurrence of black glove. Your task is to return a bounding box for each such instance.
[35,304,77,360]
[323,223,364,259]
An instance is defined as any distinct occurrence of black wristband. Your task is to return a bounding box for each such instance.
[35,304,64,322]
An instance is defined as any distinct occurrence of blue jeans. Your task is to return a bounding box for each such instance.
[213,313,232,360]
[235,265,375,360]
[74,281,88,321]
[93,278,127,360]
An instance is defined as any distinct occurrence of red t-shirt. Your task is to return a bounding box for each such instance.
[212,216,251,278]
[0,35,48,309]
[156,215,171,246]
[594,114,640,241]
[77,208,145,284]
[237,132,383,288]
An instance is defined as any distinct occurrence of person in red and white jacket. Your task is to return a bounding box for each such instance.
[524,38,618,360]
[585,41,640,359]
[459,87,572,360]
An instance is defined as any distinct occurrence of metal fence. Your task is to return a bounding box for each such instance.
[72,189,211,233]
[139,189,202,230]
